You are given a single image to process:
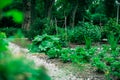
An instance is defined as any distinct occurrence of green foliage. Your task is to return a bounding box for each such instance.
[42,18,56,35]
[84,36,92,49]
[60,47,96,63]
[0,32,51,80]
[92,45,120,80]
[104,0,116,17]
[102,18,120,38]
[71,47,96,63]
[57,27,69,47]
[28,18,44,39]
[0,0,23,23]
[29,34,61,53]
[0,32,8,53]
[91,13,108,26]
[108,33,118,51]
[28,18,56,39]
[0,0,13,9]
[5,10,23,23]
[47,47,61,59]
[0,56,51,80]
[14,29,25,38]
[60,48,72,63]
[68,22,101,43]
[0,27,19,37]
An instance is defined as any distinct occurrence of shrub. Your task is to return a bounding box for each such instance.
[91,13,108,26]
[84,36,92,49]
[108,33,119,51]
[0,27,20,37]
[57,27,69,47]
[91,45,120,80]
[47,47,61,59]
[60,48,72,63]
[28,18,57,39]
[60,46,96,64]
[42,18,56,35]
[102,18,120,38]
[0,32,8,53]
[29,34,62,53]
[28,18,44,39]
[71,47,96,63]
[68,22,101,43]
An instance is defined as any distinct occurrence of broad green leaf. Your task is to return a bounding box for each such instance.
[5,10,24,23]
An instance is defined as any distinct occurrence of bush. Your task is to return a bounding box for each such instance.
[91,13,108,26]
[42,18,56,35]
[0,32,8,53]
[28,18,44,39]
[91,45,120,80]
[29,34,62,53]
[47,47,61,59]
[68,22,101,43]
[60,48,72,63]
[0,27,20,37]
[57,27,69,47]
[60,47,96,64]
[70,47,96,63]
[28,18,57,39]
[102,18,120,38]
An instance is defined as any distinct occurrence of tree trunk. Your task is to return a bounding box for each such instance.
[71,4,78,28]
[22,0,31,31]
[44,0,55,18]
[31,0,36,24]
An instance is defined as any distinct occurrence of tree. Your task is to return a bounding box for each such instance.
[104,0,116,18]
[67,0,93,27]
[43,0,55,18]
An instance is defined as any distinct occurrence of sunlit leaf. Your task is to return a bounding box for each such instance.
[5,10,24,23]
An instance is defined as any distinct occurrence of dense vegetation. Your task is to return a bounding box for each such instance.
[1,0,120,80]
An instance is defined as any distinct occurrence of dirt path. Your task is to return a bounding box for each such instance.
[8,43,105,80]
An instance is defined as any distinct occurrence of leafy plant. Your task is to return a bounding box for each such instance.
[108,33,118,51]
[102,18,120,38]
[0,0,23,23]
[29,34,62,53]
[47,47,61,59]
[28,18,44,39]
[92,44,120,80]
[91,13,108,26]
[0,27,19,37]
[42,18,56,35]
[60,48,72,63]
[0,55,51,80]
[0,32,8,53]
[68,22,101,43]
[74,47,96,63]
[84,36,92,49]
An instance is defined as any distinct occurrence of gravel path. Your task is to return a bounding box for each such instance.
[8,43,105,80]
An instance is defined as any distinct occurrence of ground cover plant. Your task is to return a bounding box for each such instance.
[28,34,62,53]
[29,32,120,80]
[92,34,120,80]
[68,22,101,44]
